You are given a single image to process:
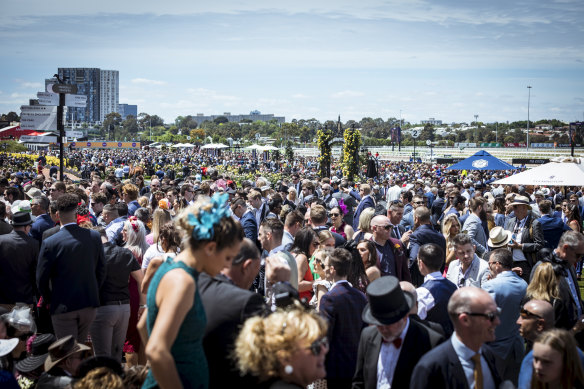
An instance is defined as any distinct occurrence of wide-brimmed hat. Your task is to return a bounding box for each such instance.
[362,276,414,326]
[509,195,532,210]
[0,338,19,357]
[488,226,512,248]
[44,335,90,372]
[11,211,33,226]
[25,188,42,198]
[15,334,56,373]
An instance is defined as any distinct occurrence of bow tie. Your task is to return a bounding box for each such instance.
[383,337,402,348]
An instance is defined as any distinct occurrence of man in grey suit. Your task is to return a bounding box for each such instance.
[37,193,106,342]
[462,197,488,258]
[482,248,527,385]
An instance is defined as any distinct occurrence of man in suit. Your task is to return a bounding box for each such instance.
[416,243,457,336]
[537,199,570,250]
[29,195,54,244]
[462,197,489,257]
[0,211,39,310]
[352,276,444,389]
[446,233,490,289]
[0,201,13,235]
[387,200,411,246]
[503,195,544,283]
[320,248,368,389]
[352,184,376,230]
[371,215,411,281]
[431,189,446,229]
[482,248,527,385]
[408,206,447,286]
[411,287,503,389]
[199,238,267,388]
[232,198,259,246]
[37,193,106,342]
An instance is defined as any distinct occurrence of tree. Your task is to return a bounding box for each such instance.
[421,123,435,142]
[285,141,294,162]
[213,116,229,125]
[102,112,122,140]
[317,127,333,178]
[190,128,206,142]
[1,111,19,122]
[122,115,139,133]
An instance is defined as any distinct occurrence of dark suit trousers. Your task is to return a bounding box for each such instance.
[52,307,96,343]
[326,377,352,389]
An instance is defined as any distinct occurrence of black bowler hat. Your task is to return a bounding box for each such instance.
[362,276,414,326]
[11,211,33,226]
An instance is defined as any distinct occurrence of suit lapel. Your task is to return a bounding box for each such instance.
[445,341,470,389]
[365,329,382,389]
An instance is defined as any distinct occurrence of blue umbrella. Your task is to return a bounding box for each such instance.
[445,150,517,171]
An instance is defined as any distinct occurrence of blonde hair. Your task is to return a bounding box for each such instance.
[442,213,461,240]
[317,230,334,248]
[532,329,584,389]
[526,262,560,302]
[234,304,327,381]
[151,208,171,243]
[357,208,375,232]
[74,367,124,389]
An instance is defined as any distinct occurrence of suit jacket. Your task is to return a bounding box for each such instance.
[537,214,570,250]
[36,224,106,315]
[29,213,55,244]
[0,219,13,235]
[482,271,527,360]
[352,195,375,230]
[352,319,444,389]
[411,338,501,389]
[199,273,266,388]
[408,224,447,263]
[320,282,368,380]
[462,213,488,256]
[0,230,39,304]
[42,225,60,241]
[390,224,406,241]
[503,211,544,265]
[240,210,259,247]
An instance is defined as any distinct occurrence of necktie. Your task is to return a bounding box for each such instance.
[393,226,401,239]
[471,353,483,389]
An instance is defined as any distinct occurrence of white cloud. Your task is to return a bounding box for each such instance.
[19,81,42,89]
[331,90,365,98]
[131,78,167,86]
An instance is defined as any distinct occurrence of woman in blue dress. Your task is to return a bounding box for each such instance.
[141,193,243,389]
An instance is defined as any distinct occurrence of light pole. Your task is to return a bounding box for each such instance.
[527,86,532,151]
[474,114,478,144]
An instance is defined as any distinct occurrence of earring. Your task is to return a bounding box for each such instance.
[284,365,293,375]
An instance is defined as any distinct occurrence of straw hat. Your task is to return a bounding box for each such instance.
[488,226,512,248]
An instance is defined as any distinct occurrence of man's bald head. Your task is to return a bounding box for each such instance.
[371,215,390,226]
[525,299,554,328]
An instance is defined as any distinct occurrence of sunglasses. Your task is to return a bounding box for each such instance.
[330,213,340,217]
[520,308,542,320]
[413,201,424,205]
[376,225,392,231]
[307,337,328,356]
[462,307,501,322]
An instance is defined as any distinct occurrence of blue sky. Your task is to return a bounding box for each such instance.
[1,0,583,124]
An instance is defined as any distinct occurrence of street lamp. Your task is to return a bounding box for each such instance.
[474,114,478,143]
[527,86,532,151]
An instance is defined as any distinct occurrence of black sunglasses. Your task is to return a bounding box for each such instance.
[330,213,340,217]
[376,225,392,231]
[307,337,328,356]
[462,307,501,322]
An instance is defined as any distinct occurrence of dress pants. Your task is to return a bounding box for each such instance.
[90,304,131,362]
[51,307,96,343]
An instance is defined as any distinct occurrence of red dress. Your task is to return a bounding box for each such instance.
[124,253,142,353]
[299,267,314,301]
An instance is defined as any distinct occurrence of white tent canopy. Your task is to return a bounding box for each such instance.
[493,157,584,186]
[201,143,228,149]
[244,144,263,150]
[259,145,279,151]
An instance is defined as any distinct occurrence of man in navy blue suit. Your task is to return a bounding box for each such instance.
[411,287,503,389]
[537,199,570,250]
[320,248,368,389]
[37,193,106,342]
[408,207,447,287]
[352,184,376,230]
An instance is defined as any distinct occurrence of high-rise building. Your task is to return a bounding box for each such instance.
[57,67,119,124]
[118,104,138,120]
[100,70,119,122]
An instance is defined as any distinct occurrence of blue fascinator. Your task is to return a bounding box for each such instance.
[187,193,230,241]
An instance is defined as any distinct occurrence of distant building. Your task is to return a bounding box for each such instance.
[119,104,138,120]
[100,70,119,122]
[192,111,285,125]
[57,68,119,124]
[420,118,443,125]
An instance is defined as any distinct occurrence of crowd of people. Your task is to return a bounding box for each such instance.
[1,146,584,388]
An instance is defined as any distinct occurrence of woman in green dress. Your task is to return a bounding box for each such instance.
[142,193,243,389]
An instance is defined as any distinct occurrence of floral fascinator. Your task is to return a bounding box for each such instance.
[187,193,230,240]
